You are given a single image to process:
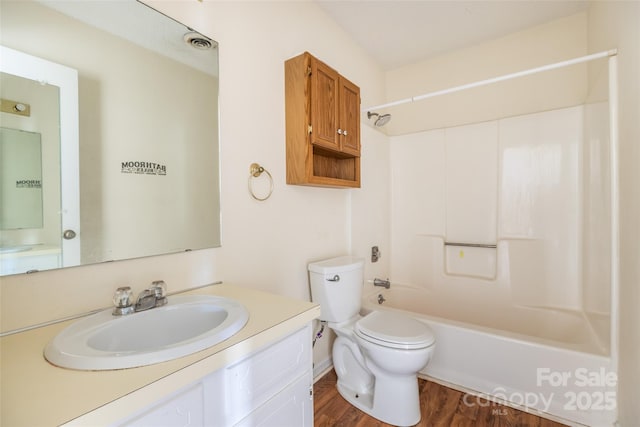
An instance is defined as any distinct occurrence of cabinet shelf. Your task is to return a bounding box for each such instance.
[285,52,361,188]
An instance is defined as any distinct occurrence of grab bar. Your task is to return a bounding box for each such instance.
[444,242,497,249]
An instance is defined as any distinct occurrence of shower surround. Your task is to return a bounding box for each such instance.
[384,102,614,425]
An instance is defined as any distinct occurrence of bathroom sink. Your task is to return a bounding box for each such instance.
[44,295,249,370]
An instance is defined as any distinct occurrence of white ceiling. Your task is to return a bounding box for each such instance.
[37,1,218,76]
[315,0,589,71]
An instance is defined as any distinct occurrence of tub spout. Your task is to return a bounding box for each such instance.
[373,278,390,289]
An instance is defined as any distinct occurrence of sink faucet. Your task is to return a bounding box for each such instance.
[373,278,391,289]
[135,280,168,312]
[112,280,167,316]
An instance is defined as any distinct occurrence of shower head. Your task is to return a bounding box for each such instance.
[367,111,392,127]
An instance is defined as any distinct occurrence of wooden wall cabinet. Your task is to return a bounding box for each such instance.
[285,52,361,188]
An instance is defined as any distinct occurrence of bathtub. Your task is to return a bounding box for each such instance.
[361,285,616,426]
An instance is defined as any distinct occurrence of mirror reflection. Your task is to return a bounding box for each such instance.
[0,1,220,276]
[1,127,44,231]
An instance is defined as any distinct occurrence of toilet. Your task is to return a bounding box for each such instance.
[308,256,435,426]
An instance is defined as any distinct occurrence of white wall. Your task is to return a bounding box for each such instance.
[587,2,640,425]
[156,1,388,370]
[351,126,391,286]
[146,0,387,298]
[383,12,588,136]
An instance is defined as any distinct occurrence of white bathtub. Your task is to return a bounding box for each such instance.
[361,285,616,426]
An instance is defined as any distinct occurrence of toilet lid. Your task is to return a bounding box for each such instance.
[355,311,435,350]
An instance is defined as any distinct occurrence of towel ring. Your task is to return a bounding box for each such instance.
[248,163,273,201]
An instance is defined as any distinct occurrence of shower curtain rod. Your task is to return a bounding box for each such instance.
[363,49,618,112]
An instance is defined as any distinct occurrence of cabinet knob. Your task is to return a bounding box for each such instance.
[343,130,348,136]
[337,129,343,135]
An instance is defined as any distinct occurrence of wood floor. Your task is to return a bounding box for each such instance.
[314,370,567,427]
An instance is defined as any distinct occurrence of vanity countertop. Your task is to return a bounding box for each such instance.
[0,284,320,426]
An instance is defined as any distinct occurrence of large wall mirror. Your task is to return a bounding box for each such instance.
[0,1,220,276]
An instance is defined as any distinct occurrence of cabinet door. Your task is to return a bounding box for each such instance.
[120,384,205,427]
[216,326,312,426]
[234,373,313,427]
[310,58,340,151]
[339,76,360,156]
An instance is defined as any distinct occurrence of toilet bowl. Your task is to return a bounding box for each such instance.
[308,256,436,426]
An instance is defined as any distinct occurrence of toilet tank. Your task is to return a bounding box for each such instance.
[308,256,364,323]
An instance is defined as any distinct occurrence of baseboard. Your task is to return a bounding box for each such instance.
[313,357,333,383]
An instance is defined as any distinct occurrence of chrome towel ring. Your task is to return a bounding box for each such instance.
[248,163,273,201]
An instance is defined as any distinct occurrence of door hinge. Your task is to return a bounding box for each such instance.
[306,66,312,77]
[308,125,312,134]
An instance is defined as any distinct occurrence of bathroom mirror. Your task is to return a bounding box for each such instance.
[0,1,220,276]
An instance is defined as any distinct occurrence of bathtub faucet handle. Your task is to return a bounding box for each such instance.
[373,278,391,289]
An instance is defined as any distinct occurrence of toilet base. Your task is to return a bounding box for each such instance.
[336,374,421,427]
[336,381,374,416]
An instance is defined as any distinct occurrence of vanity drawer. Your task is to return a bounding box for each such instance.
[221,325,311,425]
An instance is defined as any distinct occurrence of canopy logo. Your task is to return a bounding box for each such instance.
[121,161,167,176]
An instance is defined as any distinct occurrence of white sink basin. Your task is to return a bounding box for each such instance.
[44,295,249,370]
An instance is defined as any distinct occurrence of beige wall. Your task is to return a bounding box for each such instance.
[587,2,640,425]
[382,12,588,136]
[0,0,387,374]
[147,1,388,371]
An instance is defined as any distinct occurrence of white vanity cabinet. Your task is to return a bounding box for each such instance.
[120,324,313,427]
[120,383,205,426]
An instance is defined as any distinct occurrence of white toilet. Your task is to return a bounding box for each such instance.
[308,256,435,426]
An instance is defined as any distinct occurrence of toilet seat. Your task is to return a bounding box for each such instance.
[355,311,435,350]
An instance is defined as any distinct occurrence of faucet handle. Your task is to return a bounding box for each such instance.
[113,286,133,307]
[150,280,167,298]
[112,286,135,316]
[149,280,168,307]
